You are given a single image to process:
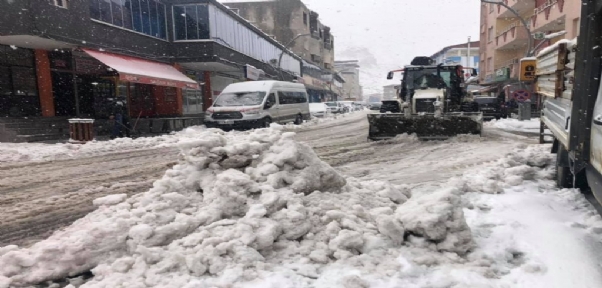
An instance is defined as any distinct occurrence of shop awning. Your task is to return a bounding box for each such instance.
[82,48,200,89]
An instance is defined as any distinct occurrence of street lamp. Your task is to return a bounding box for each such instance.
[277,33,311,81]
[481,0,533,57]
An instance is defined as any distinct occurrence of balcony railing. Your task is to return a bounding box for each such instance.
[497,0,536,19]
[495,23,529,50]
[311,30,321,39]
[532,0,567,30]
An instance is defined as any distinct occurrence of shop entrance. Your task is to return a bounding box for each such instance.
[76,75,96,117]
[51,71,76,116]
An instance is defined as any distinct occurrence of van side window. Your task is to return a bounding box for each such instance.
[278,91,308,105]
[278,91,292,105]
[267,93,276,104]
[297,92,308,103]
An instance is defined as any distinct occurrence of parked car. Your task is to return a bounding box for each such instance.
[339,101,355,112]
[325,102,344,113]
[474,96,507,120]
[352,102,364,111]
[369,102,382,110]
[309,103,330,118]
[205,81,310,130]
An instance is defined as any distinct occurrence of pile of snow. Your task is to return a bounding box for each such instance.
[0,126,479,288]
[485,118,541,134]
[0,126,210,163]
[4,126,593,287]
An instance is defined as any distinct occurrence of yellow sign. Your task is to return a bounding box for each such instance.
[519,59,536,81]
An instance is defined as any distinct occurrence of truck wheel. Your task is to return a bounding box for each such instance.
[556,163,573,188]
[263,117,272,128]
[556,145,573,188]
[294,114,303,125]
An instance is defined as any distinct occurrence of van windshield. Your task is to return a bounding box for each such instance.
[214,92,267,107]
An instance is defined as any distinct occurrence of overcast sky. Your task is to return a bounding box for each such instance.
[222,0,481,95]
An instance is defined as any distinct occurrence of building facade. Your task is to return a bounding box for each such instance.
[0,0,303,142]
[479,0,581,88]
[365,93,382,103]
[334,60,362,101]
[430,41,481,74]
[224,0,342,101]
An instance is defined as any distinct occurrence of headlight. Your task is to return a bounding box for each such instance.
[244,109,261,115]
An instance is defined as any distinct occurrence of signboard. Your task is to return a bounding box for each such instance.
[513,90,531,102]
[302,75,328,90]
[244,65,262,81]
[519,59,536,81]
[533,32,546,40]
[494,68,509,82]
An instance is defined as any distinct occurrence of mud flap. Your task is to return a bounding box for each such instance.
[368,113,483,140]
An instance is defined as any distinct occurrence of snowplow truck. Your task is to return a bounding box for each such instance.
[368,56,483,140]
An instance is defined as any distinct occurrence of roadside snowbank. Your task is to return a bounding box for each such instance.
[485,118,540,134]
[0,127,208,163]
[286,111,362,130]
[461,144,602,287]
[0,126,474,288]
[0,112,362,164]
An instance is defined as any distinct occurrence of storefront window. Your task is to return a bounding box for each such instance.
[129,83,155,117]
[90,0,167,40]
[173,4,210,41]
[90,79,117,118]
[0,45,40,117]
[183,89,203,115]
[164,87,177,102]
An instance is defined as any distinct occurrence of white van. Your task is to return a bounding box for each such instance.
[204,81,310,129]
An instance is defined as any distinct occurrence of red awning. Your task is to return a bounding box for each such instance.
[82,48,200,90]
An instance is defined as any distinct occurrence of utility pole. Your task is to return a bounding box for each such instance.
[467,36,471,68]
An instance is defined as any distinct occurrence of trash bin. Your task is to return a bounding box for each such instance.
[68,119,95,142]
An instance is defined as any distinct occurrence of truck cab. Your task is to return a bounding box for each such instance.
[387,58,477,114]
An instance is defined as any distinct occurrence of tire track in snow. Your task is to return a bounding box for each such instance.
[0,149,179,247]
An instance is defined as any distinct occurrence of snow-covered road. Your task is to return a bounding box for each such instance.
[2,112,602,287]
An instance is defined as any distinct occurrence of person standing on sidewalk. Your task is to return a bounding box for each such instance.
[109,98,131,139]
